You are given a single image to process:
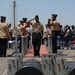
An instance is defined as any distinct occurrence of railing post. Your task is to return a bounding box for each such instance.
[48,36,50,52]
[48,35,52,54]
[21,36,26,55]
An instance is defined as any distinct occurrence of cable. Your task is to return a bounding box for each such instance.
[17,0,28,17]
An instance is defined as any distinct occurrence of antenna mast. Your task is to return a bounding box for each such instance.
[13,0,18,53]
[13,0,16,27]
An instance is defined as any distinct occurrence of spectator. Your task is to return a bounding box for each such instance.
[0,16,11,57]
[43,30,48,46]
[8,23,13,39]
[64,25,71,49]
[45,19,51,35]
[26,27,31,49]
[59,25,64,37]
[71,25,75,37]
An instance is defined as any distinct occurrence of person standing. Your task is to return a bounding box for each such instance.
[8,23,13,38]
[0,16,11,57]
[50,14,60,53]
[45,19,51,35]
[18,20,27,53]
[65,25,72,49]
[71,25,75,37]
[28,15,43,56]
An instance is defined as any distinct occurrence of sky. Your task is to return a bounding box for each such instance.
[0,0,75,28]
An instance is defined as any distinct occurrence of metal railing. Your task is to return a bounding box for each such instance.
[47,36,75,51]
[48,35,52,54]
[21,35,28,55]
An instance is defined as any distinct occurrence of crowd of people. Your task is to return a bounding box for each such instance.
[0,14,75,57]
[45,24,75,37]
[44,22,75,49]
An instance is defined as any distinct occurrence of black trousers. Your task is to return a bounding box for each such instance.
[18,36,22,53]
[32,33,41,56]
[27,35,31,49]
[52,31,59,53]
[0,38,8,57]
[65,36,71,47]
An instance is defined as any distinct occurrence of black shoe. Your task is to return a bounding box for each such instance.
[34,55,37,57]
[36,54,40,57]
[34,54,37,57]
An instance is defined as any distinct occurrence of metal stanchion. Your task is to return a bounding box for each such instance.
[15,27,18,53]
[48,36,50,52]
[48,35,52,54]
[21,36,27,55]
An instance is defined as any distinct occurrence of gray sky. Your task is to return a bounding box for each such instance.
[0,0,75,28]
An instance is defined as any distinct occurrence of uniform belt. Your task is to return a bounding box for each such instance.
[33,32,41,34]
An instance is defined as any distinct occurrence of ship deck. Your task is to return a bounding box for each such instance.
[0,45,75,75]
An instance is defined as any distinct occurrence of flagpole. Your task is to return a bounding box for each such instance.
[13,0,16,27]
[13,0,18,53]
